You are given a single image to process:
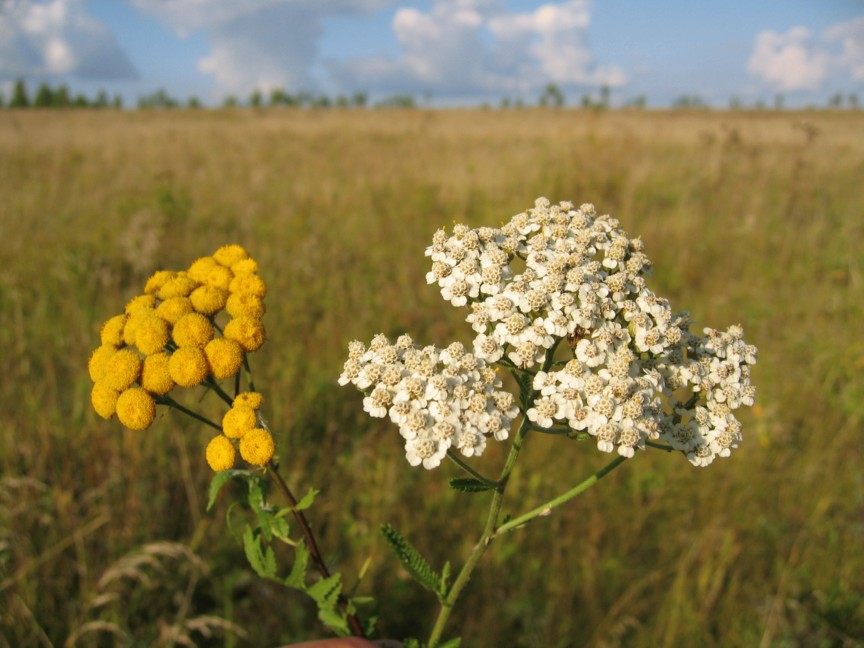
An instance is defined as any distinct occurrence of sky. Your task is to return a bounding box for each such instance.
[1,0,862,108]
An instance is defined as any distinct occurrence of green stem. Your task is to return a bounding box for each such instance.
[204,377,235,406]
[446,450,498,487]
[493,455,628,538]
[266,462,366,639]
[427,416,530,646]
[158,396,222,432]
[646,440,674,452]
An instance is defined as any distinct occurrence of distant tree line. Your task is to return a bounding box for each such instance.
[1,78,860,112]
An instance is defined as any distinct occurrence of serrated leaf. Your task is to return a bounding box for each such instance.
[449,478,496,493]
[284,543,310,589]
[438,638,461,648]
[295,487,319,511]
[242,526,277,580]
[441,561,451,595]
[207,470,236,511]
[307,573,343,605]
[380,524,443,598]
[318,606,350,637]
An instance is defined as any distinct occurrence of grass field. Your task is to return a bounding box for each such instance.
[0,107,862,647]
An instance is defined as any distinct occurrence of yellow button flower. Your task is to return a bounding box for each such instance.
[225,293,265,320]
[158,273,199,299]
[231,258,259,274]
[168,346,209,387]
[222,404,256,439]
[100,314,128,347]
[239,428,275,466]
[187,256,219,284]
[223,316,265,352]
[172,312,214,348]
[213,244,249,268]
[135,314,170,356]
[124,294,157,315]
[141,352,174,395]
[204,265,234,291]
[102,348,142,391]
[144,270,176,294]
[204,338,244,379]
[189,285,229,316]
[155,296,194,325]
[116,387,156,430]
[228,272,266,298]
[91,381,120,419]
[88,344,117,382]
[233,391,263,410]
[205,435,236,472]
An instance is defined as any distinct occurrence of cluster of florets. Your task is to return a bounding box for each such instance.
[344,198,757,468]
[206,391,275,471]
[339,334,519,468]
[88,244,266,433]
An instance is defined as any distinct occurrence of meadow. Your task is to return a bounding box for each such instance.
[0,106,862,647]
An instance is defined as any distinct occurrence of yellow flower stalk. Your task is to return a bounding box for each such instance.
[213,243,249,268]
[140,352,174,395]
[154,296,194,325]
[228,272,266,298]
[135,314,170,355]
[190,285,229,315]
[225,293,265,320]
[91,381,119,419]
[233,391,263,410]
[100,314,127,347]
[88,344,117,382]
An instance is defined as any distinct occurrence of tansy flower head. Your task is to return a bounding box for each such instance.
[234,392,263,410]
[205,338,244,379]
[228,272,266,298]
[135,314,170,355]
[116,387,156,430]
[122,313,149,347]
[189,285,229,316]
[91,381,120,419]
[231,258,259,274]
[168,346,209,387]
[187,256,220,284]
[141,352,174,395]
[213,244,249,268]
[172,312,215,348]
[144,270,176,295]
[155,297,194,325]
[225,293,265,320]
[102,348,142,391]
[224,316,265,352]
[222,405,256,439]
[158,273,199,300]
[125,294,157,315]
[204,265,234,291]
[206,435,236,471]
[88,344,117,382]
[100,314,127,347]
[239,428,275,466]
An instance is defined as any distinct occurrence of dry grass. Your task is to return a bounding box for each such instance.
[0,107,862,647]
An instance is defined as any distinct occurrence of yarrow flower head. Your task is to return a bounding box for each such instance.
[342,198,757,468]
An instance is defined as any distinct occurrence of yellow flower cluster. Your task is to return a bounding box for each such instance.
[88,244,267,431]
[206,392,275,471]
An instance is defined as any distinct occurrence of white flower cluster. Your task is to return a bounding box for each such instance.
[339,334,519,469]
[422,198,757,467]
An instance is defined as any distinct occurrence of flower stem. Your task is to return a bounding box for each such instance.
[158,396,222,432]
[427,415,530,646]
[446,449,498,487]
[265,462,366,638]
[492,454,628,538]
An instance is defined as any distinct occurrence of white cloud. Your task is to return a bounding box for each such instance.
[0,0,137,81]
[824,16,864,81]
[329,0,626,100]
[748,18,864,92]
[131,0,398,96]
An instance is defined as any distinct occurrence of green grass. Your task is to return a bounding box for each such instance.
[0,108,862,647]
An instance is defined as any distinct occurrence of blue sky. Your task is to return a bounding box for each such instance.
[1,0,862,107]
